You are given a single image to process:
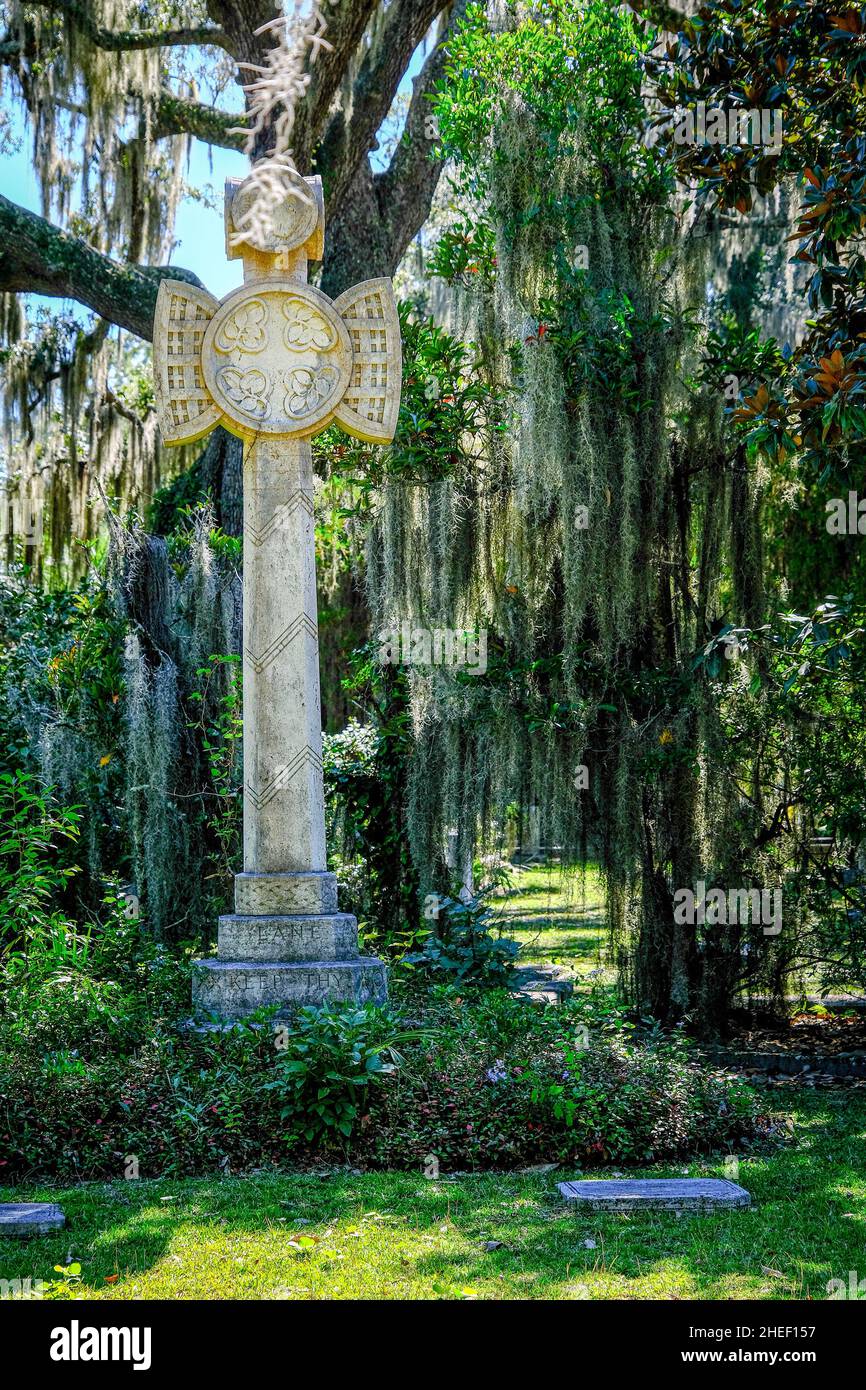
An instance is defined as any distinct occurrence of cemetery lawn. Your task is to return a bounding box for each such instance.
[496,862,612,984]
[3,1089,864,1300]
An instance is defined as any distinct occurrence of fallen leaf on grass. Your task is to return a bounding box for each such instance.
[288,1235,319,1253]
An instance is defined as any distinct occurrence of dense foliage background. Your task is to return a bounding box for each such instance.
[1,0,866,1177]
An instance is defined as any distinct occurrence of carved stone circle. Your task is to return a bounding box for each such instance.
[201,281,352,440]
[154,275,402,447]
[225,167,324,260]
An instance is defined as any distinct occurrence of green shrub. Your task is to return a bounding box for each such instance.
[322,657,420,960]
[0,770,81,959]
[404,887,519,987]
[0,880,191,1061]
[0,996,424,1179]
[264,1002,427,1147]
[0,974,767,1180]
[362,988,766,1170]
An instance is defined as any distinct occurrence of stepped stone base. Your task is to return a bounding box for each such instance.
[195,870,387,1020]
[192,956,387,1020]
[218,912,358,962]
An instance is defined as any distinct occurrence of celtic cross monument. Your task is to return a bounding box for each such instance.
[152,167,401,1018]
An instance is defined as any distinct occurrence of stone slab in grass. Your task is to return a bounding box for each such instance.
[512,964,575,1005]
[0,1203,66,1237]
[558,1179,751,1212]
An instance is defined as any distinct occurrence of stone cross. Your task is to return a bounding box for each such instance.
[152,166,401,1018]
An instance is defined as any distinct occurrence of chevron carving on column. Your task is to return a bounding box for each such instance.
[244,613,319,673]
[247,747,324,809]
[244,490,315,546]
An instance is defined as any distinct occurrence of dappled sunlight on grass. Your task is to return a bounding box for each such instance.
[490,860,613,981]
[495,862,604,913]
[2,1091,864,1300]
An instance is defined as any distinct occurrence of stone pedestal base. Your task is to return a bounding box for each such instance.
[193,872,387,1020]
[217,912,359,961]
[192,956,387,1019]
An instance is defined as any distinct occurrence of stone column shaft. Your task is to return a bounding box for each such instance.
[242,435,325,874]
[192,435,387,1020]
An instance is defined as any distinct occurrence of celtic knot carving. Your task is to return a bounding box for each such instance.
[216,367,272,419]
[215,299,267,355]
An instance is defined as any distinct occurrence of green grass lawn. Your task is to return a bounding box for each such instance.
[508,913,608,975]
[3,1090,864,1300]
[494,862,612,982]
[494,861,604,912]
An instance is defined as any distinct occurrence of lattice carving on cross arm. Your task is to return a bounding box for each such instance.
[332,278,402,444]
[153,280,223,446]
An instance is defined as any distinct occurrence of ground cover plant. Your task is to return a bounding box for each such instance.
[1,1089,861,1302]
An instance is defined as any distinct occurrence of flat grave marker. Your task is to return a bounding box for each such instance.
[558,1178,751,1212]
[0,1202,66,1236]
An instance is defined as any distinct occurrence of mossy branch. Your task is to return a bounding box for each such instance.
[153,94,246,152]
[0,193,204,341]
[20,0,230,51]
